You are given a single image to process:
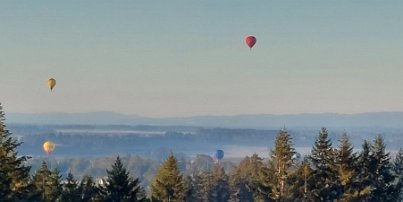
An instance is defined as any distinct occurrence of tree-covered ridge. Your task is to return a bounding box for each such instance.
[1,103,403,201]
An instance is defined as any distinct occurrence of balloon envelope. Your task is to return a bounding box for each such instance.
[214,149,224,160]
[43,141,55,155]
[245,35,257,49]
[47,78,56,91]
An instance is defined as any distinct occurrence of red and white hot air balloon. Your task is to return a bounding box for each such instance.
[245,35,257,49]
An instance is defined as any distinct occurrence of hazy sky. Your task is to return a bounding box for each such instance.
[1,1,403,117]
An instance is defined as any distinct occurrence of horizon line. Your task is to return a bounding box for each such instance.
[6,110,403,119]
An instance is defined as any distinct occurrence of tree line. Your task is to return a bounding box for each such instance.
[1,104,403,201]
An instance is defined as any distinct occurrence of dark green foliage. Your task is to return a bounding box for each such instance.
[0,103,40,202]
[206,165,230,202]
[393,149,403,201]
[150,154,186,202]
[98,156,146,202]
[256,160,276,201]
[78,175,98,202]
[60,172,81,202]
[184,175,197,202]
[189,171,208,201]
[352,137,398,201]
[191,165,230,202]
[32,161,63,202]
[287,159,314,201]
[0,167,12,201]
[366,136,396,201]
[308,128,339,201]
[335,133,358,201]
[353,140,373,200]
[230,154,264,202]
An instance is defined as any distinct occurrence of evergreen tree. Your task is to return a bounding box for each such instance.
[60,172,81,202]
[257,160,276,201]
[98,156,146,202]
[0,165,12,201]
[33,161,51,201]
[230,154,264,202]
[270,129,296,200]
[32,161,62,202]
[50,168,63,200]
[308,128,339,201]
[353,137,399,201]
[335,133,357,201]
[192,164,230,202]
[184,175,197,202]
[79,175,98,202]
[367,136,395,201]
[353,140,373,200]
[393,149,403,201]
[151,154,186,202]
[0,103,40,201]
[206,165,230,202]
[287,159,314,201]
[192,171,210,201]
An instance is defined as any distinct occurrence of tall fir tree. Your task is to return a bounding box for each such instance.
[32,161,62,202]
[270,129,296,200]
[335,132,357,201]
[151,153,186,202]
[98,156,146,202]
[192,171,210,201]
[308,128,339,201]
[393,149,403,201]
[184,175,197,202]
[230,154,264,202]
[0,103,40,202]
[287,159,314,201]
[257,159,276,201]
[353,140,373,200]
[192,164,231,202]
[78,175,99,202]
[206,165,230,202]
[367,136,396,201]
[60,172,81,202]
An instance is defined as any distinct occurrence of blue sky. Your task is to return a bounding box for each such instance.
[1,1,403,117]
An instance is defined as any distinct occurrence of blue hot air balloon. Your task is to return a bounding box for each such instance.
[214,149,224,161]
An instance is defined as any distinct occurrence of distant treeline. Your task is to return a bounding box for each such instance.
[11,124,279,156]
[2,108,403,201]
[10,123,403,158]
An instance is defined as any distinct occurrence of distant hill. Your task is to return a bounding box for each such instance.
[6,111,403,129]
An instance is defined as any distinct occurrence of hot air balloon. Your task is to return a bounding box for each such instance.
[245,35,257,49]
[214,149,224,161]
[43,141,55,155]
[47,78,56,91]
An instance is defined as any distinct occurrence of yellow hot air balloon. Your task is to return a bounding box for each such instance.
[47,78,56,91]
[43,141,55,155]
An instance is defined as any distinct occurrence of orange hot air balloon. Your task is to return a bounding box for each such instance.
[245,35,257,49]
[47,78,56,91]
[43,141,55,155]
